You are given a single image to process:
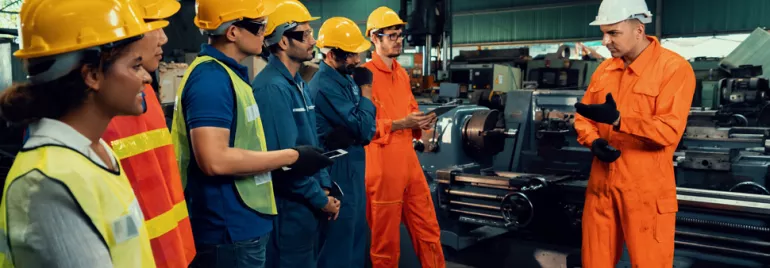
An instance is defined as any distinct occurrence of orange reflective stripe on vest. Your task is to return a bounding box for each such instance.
[103,85,196,268]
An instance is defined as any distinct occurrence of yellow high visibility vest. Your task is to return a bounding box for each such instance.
[170,56,277,215]
[0,145,156,268]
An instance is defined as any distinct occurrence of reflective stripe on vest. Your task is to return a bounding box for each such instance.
[110,128,172,160]
[0,145,156,268]
[104,86,196,267]
[170,56,278,215]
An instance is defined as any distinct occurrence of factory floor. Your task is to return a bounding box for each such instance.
[398,225,580,268]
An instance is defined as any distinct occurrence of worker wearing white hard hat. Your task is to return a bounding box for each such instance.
[573,0,696,267]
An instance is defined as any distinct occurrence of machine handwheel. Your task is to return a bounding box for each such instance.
[729,181,770,195]
[500,192,535,228]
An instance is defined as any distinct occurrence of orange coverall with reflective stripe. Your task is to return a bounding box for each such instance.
[574,36,695,268]
[363,52,445,268]
[102,85,196,268]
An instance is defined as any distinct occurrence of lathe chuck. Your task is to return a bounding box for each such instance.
[462,110,504,159]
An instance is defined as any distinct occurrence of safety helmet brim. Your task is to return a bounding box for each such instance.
[142,0,181,20]
[146,20,171,32]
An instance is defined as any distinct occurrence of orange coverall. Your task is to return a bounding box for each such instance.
[574,36,695,267]
[363,53,445,268]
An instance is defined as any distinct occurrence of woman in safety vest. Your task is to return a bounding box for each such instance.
[0,0,162,267]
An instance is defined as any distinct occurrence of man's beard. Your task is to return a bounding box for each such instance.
[336,63,356,75]
[387,47,401,58]
[289,47,314,63]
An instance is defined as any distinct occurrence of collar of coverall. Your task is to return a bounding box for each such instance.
[319,61,353,88]
[604,35,661,76]
[268,53,304,86]
[369,51,402,74]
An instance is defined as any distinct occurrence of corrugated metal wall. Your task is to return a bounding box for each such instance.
[5,0,770,65]
[662,0,770,37]
[158,0,770,52]
[452,0,656,45]
[305,0,400,34]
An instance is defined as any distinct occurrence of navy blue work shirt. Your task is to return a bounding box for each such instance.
[180,44,273,245]
[251,54,332,211]
[307,61,376,148]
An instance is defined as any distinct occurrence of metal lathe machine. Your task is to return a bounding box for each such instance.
[414,68,770,267]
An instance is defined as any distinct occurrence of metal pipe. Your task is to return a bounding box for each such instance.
[655,0,662,38]
[676,231,770,248]
[445,189,504,200]
[450,200,500,210]
[453,0,601,17]
[675,241,770,259]
[458,216,509,228]
[455,175,513,187]
[442,32,448,72]
[676,217,770,233]
[423,35,432,76]
[450,209,504,219]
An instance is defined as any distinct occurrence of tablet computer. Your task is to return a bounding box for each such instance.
[427,105,458,117]
[282,149,348,171]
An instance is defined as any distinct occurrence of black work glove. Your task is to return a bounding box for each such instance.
[591,138,621,163]
[287,145,334,177]
[352,67,373,87]
[574,93,620,125]
[324,125,355,150]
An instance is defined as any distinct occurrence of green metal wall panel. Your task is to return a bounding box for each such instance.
[451,0,656,45]
[453,0,593,12]
[453,4,601,44]
[305,0,401,34]
[662,0,770,37]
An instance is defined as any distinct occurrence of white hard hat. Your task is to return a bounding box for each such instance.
[589,0,653,26]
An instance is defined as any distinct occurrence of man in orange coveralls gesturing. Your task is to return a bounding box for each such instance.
[573,0,695,267]
[362,6,444,268]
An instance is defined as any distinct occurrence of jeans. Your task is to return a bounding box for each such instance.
[189,235,269,268]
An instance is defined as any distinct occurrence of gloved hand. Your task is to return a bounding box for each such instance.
[591,138,621,163]
[353,67,373,87]
[324,125,355,150]
[287,145,334,177]
[574,93,620,125]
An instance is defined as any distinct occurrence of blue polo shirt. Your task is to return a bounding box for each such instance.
[180,44,272,245]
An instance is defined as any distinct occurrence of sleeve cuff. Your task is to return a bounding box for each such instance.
[320,173,332,189]
[359,98,376,113]
[310,189,329,210]
[372,119,393,145]
[617,114,633,134]
[581,133,601,148]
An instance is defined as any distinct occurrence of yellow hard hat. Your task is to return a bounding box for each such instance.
[138,0,181,20]
[264,0,319,45]
[317,17,371,54]
[194,0,275,31]
[366,6,406,36]
[14,0,166,59]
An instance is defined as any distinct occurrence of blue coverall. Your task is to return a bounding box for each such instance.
[308,62,377,268]
[252,54,333,268]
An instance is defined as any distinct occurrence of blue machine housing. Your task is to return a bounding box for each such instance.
[403,89,770,268]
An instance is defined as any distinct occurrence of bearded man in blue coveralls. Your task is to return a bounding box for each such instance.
[251,1,342,267]
[308,17,378,268]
